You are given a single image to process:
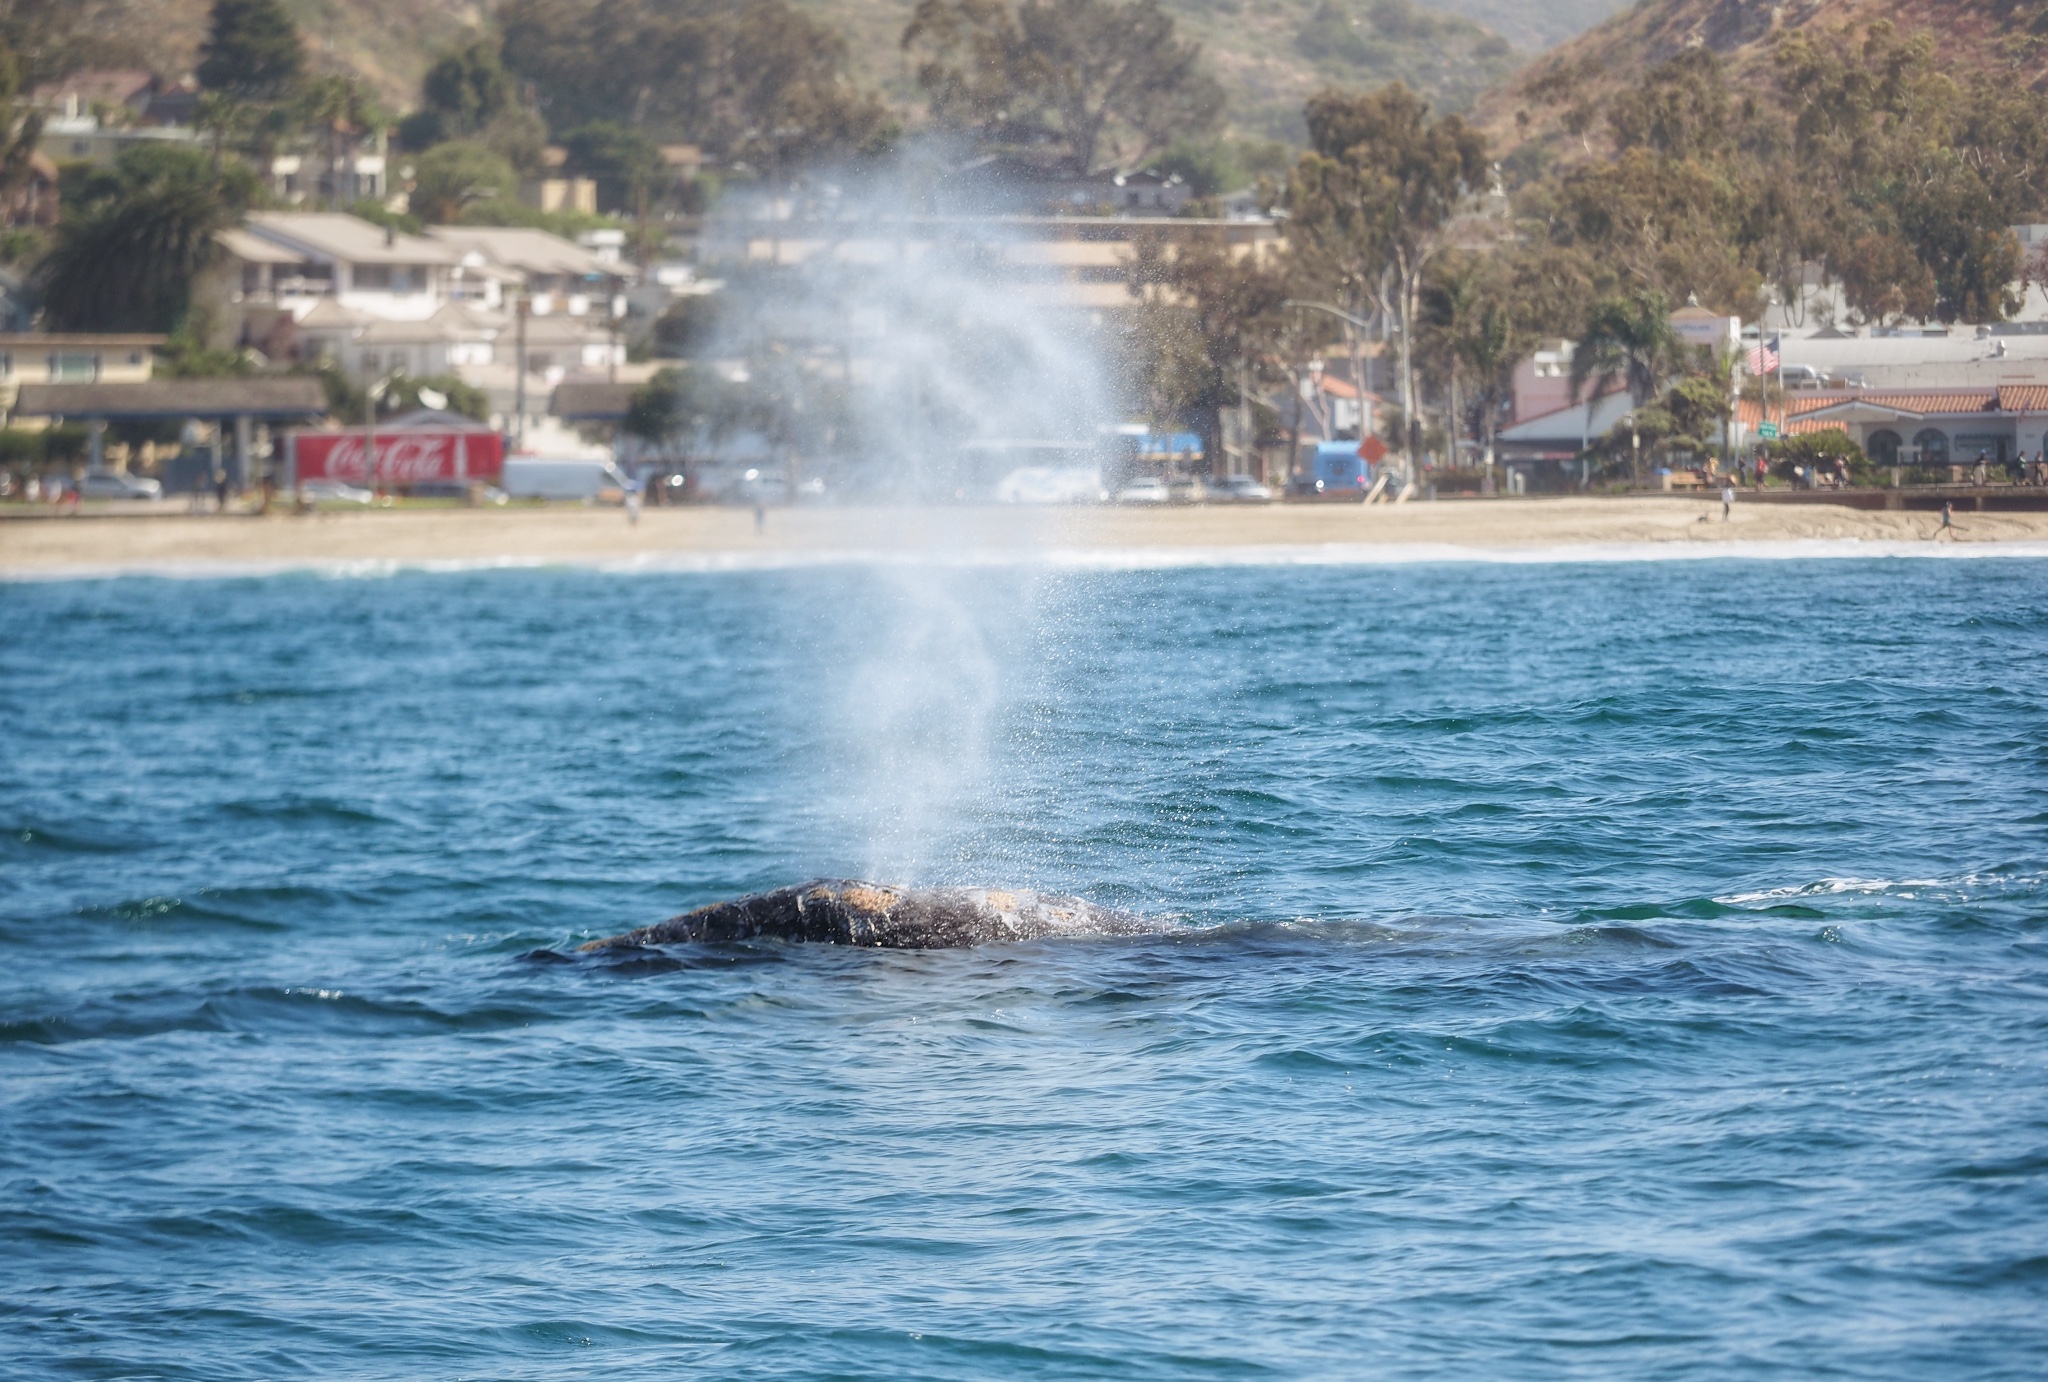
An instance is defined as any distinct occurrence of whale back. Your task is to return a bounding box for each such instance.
[579,879,1147,950]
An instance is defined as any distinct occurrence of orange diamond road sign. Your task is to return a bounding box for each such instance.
[1358,436,1387,463]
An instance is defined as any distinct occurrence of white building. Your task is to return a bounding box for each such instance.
[220,213,460,323]
[209,213,628,410]
[424,227,626,318]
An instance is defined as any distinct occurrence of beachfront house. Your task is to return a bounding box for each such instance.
[0,333,162,425]
[218,213,459,324]
[422,227,627,318]
[1760,387,2048,472]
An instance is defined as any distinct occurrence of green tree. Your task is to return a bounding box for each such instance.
[624,365,687,442]
[39,147,258,332]
[295,75,386,210]
[408,141,518,224]
[382,372,491,420]
[1124,230,1291,473]
[399,38,548,173]
[407,41,516,143]
[196,0,304,102]
[1421,255,1533,479]
[561,121,668,215]
[499,0,890,166]
[1289,83,1487,466]
[1571,290,1680,484]
[1571,290,1677,412]
[0,40,48,228]
[903,0,1223,173]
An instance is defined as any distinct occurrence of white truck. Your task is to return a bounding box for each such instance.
[500,456,635,502]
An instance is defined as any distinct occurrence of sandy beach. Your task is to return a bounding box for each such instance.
[4,496,2047,576]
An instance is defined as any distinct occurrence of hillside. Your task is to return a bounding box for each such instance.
[1480,0,2048,165]
[48,0,1603,145]
[42,0,486,107]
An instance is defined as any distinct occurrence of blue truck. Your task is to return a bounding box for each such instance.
[1294,440,1374,496]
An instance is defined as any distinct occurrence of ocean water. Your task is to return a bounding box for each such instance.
[3,554,2045,1379]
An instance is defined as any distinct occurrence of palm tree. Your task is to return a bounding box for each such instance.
[1571,289,1678,410]
[296,76,384,209]
[1458,297,1532,487]
[1570,289,1678,487]
[39,176,240,332]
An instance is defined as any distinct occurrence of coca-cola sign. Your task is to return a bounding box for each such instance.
[290,429,505,484]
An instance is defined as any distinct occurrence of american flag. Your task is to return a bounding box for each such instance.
[1747,335,1781,375]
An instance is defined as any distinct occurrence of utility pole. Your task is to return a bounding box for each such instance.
[608,294,621,385]
[513,294,529,450]
[365,369,380,501]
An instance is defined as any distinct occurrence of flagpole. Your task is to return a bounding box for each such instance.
[1773,330,1784,466]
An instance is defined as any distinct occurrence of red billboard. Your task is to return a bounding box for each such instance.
[290,429,505,485]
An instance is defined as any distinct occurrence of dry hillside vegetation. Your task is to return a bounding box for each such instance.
[39,0,1575,137]
[1484,0,2048,162]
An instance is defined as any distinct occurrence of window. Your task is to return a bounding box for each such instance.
[361,351,381,373]
[1954,433,2009,465]
[1866,430,1902,466]
[49,352,97,382]
[354,265,391,290]
[1911,429,1948,466]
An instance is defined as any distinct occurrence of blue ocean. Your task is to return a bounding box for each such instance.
[4,554,2045,1379]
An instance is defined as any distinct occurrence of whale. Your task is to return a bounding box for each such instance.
[578,879,1152,950]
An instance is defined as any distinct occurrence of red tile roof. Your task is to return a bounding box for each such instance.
[1739,389,2015,426]
[1996,385,2048,412]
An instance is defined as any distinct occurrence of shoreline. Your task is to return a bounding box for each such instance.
[5,498,2048,578]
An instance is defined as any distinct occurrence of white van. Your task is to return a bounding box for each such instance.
[501,456,635,502]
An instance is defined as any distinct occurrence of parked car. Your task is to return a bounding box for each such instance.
[1779,364,1834,390]
[1115,476,1171,504]
[76,471,163,501]
[404,481,508,503]
[1210,474,1273,503]
[1166,475,1208,503]
[300,480,374,505]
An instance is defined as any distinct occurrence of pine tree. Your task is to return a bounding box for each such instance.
[196,0,305,102]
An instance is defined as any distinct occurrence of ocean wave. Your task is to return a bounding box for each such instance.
[8,537,2048,584]
[1721,871,2047,904]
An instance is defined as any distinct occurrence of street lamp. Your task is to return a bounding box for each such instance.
[364,367,398,502]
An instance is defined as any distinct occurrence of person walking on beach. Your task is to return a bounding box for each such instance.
[625,488,641,526]
[1721,480,1735,522]
[753,498,766,533]
[1936,500,1956,540]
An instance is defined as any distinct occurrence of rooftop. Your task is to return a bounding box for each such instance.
[0,333,167,347]
[245,213,461,267]
[427,226,615,279]
[14,378,329,420]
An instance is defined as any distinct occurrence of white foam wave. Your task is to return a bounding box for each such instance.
[1722,871,2045,904]
[8,536,2048,583]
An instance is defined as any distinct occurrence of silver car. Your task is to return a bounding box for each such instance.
[300,480,374,505]
[76,471,163,501]
[1210,474,1273,504]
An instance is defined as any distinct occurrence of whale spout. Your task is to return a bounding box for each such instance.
[578,879,1151,950]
